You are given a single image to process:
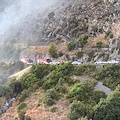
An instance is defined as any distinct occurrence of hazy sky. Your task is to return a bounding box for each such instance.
[0,0,57,34]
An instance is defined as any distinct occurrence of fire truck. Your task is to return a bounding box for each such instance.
[37,58,52,64]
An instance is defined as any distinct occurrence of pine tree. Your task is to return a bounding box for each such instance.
[49,43,58,58]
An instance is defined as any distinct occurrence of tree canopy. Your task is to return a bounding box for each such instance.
[78,34,88,48]
[49,43,58,58]
[93,86,120,120]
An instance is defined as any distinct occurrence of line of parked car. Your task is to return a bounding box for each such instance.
[95,60,119,64]
[20,58,82,65]
[20,58,120,65]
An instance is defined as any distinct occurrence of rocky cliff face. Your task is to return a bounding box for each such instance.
[1,0,120,62]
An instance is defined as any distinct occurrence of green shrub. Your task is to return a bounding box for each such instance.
[42,78,56,90]
[58,78,64,85]
[104,17,109,21]
[42,62,74,90]
[109,33,113,38]
[50,107,57,112]
[43,97,56,106]
[25,116,31,120]
[19,89,30,102]
[78,34,88,48]
[94,64,120,89]
[58,51,63,57]
[93,86,120,120]
[17,102,27,113]
[9,79,22,94]
[91,91,107,103]
[19,73,38,89]
[105,30,113,39]
[18,110,26,120]
[55,85,67,94]
[74,64,96,76]
[32,84,39,91]
[68,100,86,120]
[43,88,59,106]
[26,83,39,93]
[38,98,43,106]
[42,70,63,90]
[68,83,94,101]
[67,41,75,51]
[49,43,58,58]
[64,76,74,86]
[96,41,103,49]
[87,51,95,62]
[30,64,52,79]
[39,98,43,103]
[56,62,74,75]
[105,30,111,37]
[92,25,98,32]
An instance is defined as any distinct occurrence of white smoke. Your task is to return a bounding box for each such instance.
[0,0,58,34]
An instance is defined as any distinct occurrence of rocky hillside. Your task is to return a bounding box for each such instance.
[1,0,120,62]
[0,0,116,42]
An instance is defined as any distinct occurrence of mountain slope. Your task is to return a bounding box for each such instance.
[1,0,120,62]
[1,0,116,44]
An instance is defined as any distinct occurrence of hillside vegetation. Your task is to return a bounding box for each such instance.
[1,63,120,120]
[1,0,120,62]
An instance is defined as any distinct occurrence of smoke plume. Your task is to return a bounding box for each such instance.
[0,0,58,34]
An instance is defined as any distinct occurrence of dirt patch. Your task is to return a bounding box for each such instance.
[25,89,70,120]
[86,34,109,48]
[0,97,6,109]
[0,100,19,120]
[0,88,70,120]
[26,98,70,120]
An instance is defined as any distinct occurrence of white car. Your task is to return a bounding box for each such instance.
[72,61,81,65]
[50,61,58,65]
[108,60,119,64]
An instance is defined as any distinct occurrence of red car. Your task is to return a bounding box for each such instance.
[37,58,52,64]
